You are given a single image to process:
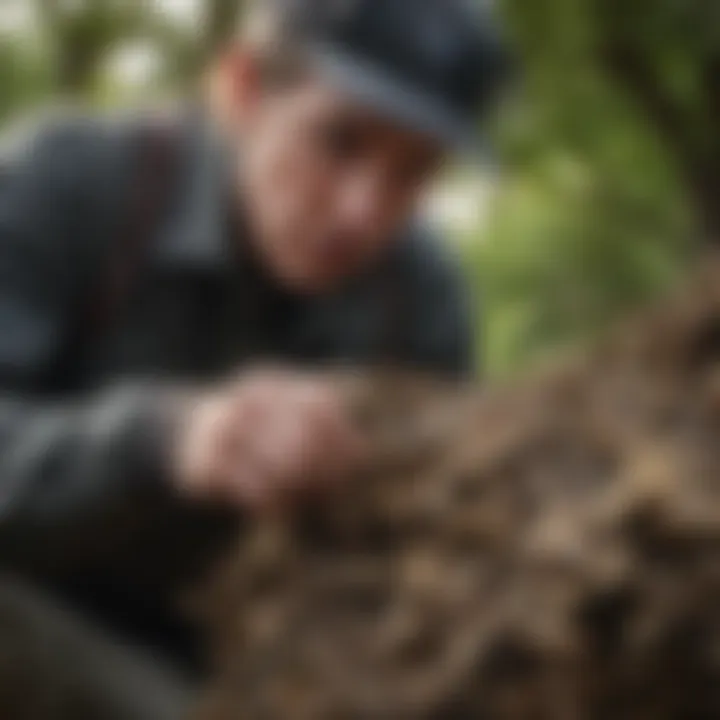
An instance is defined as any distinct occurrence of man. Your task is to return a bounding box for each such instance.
[0,0,508,716]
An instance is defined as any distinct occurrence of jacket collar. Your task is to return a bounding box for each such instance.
[152,109,236,272]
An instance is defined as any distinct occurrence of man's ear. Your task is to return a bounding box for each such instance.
[208,46,263,132]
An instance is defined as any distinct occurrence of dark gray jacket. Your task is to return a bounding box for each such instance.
[0,108,475,671]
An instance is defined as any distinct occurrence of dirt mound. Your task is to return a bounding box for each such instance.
[193,261,720,720]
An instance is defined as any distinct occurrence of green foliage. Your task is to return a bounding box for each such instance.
[471,0,703,376]
[33,0,156,95]
[0,38,52,122]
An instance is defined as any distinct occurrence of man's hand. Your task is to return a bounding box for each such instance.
[173,370,364,511]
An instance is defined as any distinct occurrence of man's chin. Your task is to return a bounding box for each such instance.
[272,262,354,296]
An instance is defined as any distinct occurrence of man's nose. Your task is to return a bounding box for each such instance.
[334,170,389,233]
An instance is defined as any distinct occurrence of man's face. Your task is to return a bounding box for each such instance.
[227,61,445,293]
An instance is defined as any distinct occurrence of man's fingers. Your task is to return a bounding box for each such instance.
[175,369,367,511]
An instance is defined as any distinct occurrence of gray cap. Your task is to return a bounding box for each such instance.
[268,0,512,153]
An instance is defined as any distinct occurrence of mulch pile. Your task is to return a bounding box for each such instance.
[193,260,720,720]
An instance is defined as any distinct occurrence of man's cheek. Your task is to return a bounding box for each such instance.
[283,189,334,251]
[261,170,303,241]
[277,187,312,238]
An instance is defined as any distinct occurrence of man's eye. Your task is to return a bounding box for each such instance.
[394,157,440,188]
[318,123,366,161]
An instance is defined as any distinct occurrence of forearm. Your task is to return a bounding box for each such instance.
[0,383,183,574]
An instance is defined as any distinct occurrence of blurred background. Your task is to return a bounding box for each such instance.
[0,0,717,377]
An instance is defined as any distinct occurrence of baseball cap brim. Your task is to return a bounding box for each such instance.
[307,44,485,160]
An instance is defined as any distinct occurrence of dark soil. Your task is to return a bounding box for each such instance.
[193,261,720,720]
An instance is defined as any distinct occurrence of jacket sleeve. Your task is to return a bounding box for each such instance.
[0,118,179,574]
